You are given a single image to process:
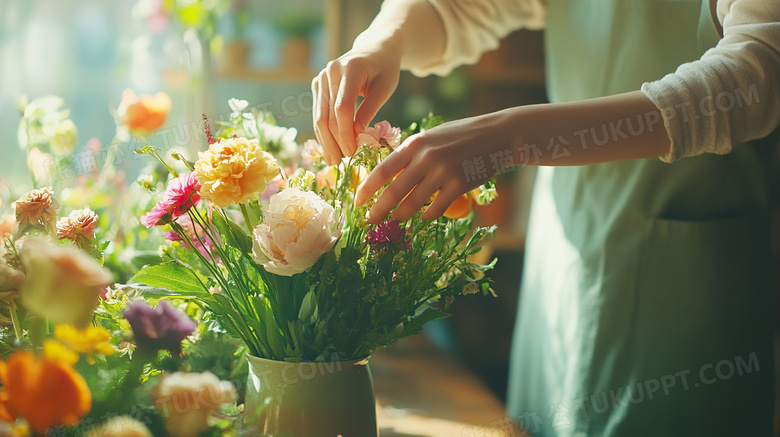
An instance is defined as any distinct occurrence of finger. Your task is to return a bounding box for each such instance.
[422,186,463,221]
[354,81,393,134]
[311,76,323,145]
[334,71,362,157]
[314,76,340,166]
[355,141,413,206]
[390,174,442,222]
[325,67,352,160]
[367,163,422,223]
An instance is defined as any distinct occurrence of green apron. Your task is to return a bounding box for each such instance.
[506,0,775,435]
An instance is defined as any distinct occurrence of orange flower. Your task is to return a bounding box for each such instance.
[442,193,473,219]
[118,89,172,133]
[0,350,91,434]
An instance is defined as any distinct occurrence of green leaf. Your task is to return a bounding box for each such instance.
[400,308,448,338]
[212,211,253,255]
[130,261,209,297]
[297,290,318,325]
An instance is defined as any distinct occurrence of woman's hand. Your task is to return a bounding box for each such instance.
[311,38,403,166]
[355,111,515,223]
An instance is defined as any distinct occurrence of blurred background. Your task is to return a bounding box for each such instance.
[2,1,778,421]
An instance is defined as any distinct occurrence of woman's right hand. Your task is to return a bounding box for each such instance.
[311,36,403,165]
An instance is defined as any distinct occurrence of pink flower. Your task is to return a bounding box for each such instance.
[301,139,324,167]
[356,121,401,150]
[165,214,216,259]
[366,220,410,252]
[165,173,201,215]
[140,202,172,228]
[57,208,99,243]
[140,173,201,228]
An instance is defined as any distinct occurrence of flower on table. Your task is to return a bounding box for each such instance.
[56,207,99,244]
[19,239,112,327]
[117,88,172,134]
[0,349,91,434]
[252,188,342,276]
[152,371,236,437]
[123,300,196,356]
[141,173,201,228]
[54,324,116,364]
[356,121,401,150]
[12,187,59,232]
[84,415,152,437]
[366,220,410,252]
[193,137,280,208]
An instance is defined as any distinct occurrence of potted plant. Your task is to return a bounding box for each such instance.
[221,0,252,72]
[272,10,321,71]
[131,99,497,436]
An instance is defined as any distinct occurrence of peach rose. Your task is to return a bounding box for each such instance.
[20,239,112,327]
[194,137,280,208]
[153,372,236,437]
[13,187,59,232]
[57,207,99,244]
[252,188,342,276]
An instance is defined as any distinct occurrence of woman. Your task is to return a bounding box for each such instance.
[312,0,780,435]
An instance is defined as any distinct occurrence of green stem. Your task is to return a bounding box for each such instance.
[9,300,22,340]
[29,315,47,352]
[111,351,149,413]
[240,203,255,232]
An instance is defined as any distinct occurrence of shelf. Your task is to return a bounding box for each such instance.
[215,67,317,84]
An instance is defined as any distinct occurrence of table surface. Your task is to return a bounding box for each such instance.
[372,335,527,437]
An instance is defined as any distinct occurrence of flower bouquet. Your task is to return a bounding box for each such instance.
[131,99,497,436]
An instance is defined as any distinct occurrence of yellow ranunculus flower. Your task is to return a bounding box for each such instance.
[54,325,116,364]
[193,137,280,208]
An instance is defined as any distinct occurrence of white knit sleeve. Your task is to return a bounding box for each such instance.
[640,0,780,163]
[409,0,547,77]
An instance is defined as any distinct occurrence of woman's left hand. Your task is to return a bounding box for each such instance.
[355,111,514,223]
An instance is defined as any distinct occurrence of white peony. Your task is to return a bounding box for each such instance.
[252,188,342,276]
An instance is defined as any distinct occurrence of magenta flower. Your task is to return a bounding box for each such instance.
[140,173,201,228]
[366,220,410,252]
[123,300,197,355]
[166,214,216,259]
[356,121,401,149]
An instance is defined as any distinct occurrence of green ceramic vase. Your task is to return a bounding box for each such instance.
[244,354,378,437]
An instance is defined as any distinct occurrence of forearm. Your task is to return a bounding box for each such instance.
[352,0,446,72]
[497,91,671,168]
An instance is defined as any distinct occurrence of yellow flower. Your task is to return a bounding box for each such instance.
[193,137,280,208]
[54,325,116,363]
[43,340,79,366]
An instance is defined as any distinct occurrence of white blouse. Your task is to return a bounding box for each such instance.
[407,0,780,163]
